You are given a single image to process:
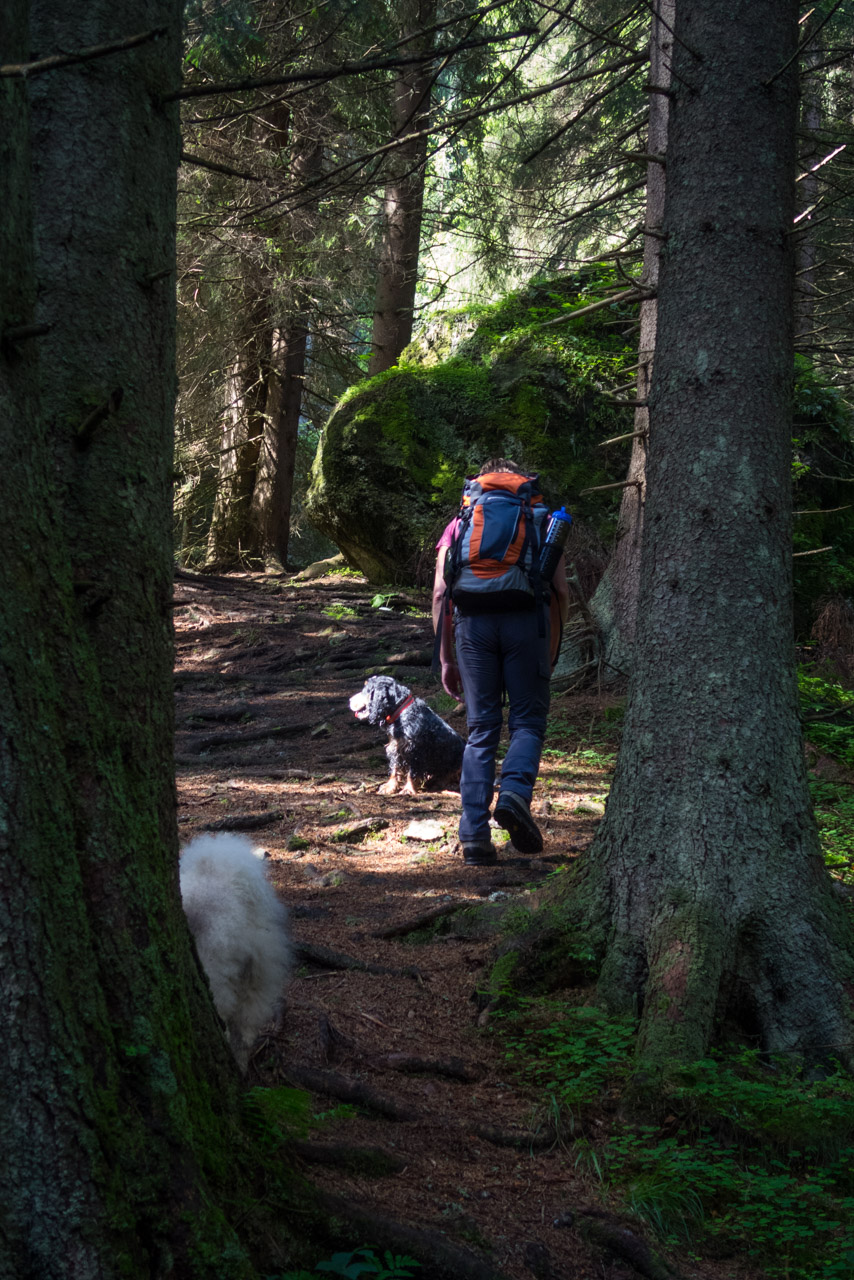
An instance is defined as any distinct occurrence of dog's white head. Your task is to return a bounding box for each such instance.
[349,689,370,720]
[349,675,411,726]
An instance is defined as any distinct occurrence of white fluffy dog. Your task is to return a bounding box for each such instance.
[180,833,292,1070]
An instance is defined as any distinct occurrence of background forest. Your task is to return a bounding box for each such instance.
[5,2,854,1280]
[174,0,854,641]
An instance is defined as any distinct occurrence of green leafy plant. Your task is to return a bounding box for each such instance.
[323,604,358,620]
[496,1002,854,1278]
[799,667,854,766]
[501,1002,635,1107]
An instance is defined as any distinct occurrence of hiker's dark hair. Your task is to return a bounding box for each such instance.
[477,457,528,476]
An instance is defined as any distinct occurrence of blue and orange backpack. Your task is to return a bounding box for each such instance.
[443,470,551,613]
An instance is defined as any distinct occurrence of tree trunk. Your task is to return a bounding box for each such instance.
[0,4,291,1272]
[245,319,308,569]
[247,127,321,569]
[368,0,435,376]
[587,2,674,680]
[569,0,854,1068]
[207,330,266,565]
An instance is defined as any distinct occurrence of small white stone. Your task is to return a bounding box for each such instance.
[403,819,445,841]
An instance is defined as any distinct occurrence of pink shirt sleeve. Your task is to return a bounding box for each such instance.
[436,517,459,551]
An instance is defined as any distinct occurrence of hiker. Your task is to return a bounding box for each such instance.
[432,459,570,866]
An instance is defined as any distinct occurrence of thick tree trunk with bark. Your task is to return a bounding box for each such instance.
[588,2,673,680]
[0,5,295,1273]
[368,0,435,376]
[568,0,854,1067]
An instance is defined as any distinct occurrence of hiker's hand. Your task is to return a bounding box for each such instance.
[441,660,463,701]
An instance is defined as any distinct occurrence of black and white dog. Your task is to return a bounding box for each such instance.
[349,675,465,794]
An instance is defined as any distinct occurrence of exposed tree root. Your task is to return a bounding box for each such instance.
[295,942,424,982]
[575,1213,681,1280]
[469,1121,557,1152]
[372,901,467,939]
[290,1139,405,1176]
[192,722,315,751]
[187,702,254,722]
[283,1065,415,1122]
[201,810,284,832]
[319,1014,482,1081]
[286,1062,554,1150]
[376,1051,482,1082]
[317,1191,513,1280]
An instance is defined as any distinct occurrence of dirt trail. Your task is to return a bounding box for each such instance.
[173,568,695,1280]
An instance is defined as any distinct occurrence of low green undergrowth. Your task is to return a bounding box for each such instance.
[496,1003,854,1279]
[799,667,854,767]
[798,667,854,883]
[811,777,854,883]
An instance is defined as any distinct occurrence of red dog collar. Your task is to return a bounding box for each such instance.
[385,694,415,725]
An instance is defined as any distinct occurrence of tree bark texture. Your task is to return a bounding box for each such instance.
[589,1,674,680]
[0,5,279,1274]
[368,0,435,376]
[573,0,854,1067]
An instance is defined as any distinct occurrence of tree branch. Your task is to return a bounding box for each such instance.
[0,27,168,79]
[180,151,265,182]
[537,283,653,328]
[163,27,537,102]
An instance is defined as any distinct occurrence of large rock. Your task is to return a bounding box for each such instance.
[305,273,636,584]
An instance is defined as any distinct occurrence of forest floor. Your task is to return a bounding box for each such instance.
[173,567,768,1280]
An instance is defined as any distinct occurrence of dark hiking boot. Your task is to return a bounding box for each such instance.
[493,791,543,854]
[462,841,498,866]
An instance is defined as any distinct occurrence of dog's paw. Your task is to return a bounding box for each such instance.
[378,778,401,795]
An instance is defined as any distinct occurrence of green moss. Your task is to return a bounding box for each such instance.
[305,270,636,583]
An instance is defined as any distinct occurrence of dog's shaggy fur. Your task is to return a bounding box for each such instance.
[180,833,292,1070]
[349,675,465,794]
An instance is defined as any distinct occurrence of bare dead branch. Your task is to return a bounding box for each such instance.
[537,284,653,329]
[180,151,265,182]
[600,428,649,446]
[794,505,852,516]
[765,0,848,87]
[580,479,643,495]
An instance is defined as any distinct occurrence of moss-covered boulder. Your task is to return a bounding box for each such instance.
[305,272,638,584]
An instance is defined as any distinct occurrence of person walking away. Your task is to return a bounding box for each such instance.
[433,460,570,866]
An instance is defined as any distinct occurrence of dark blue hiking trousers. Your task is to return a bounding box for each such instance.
[454,607,551,844]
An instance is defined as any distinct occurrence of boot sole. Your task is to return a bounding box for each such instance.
[493,799,543,854]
